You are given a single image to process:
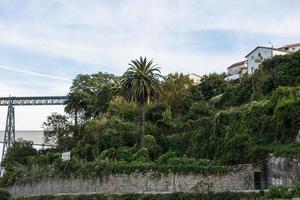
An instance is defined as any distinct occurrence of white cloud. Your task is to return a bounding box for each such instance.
[0,0,300,132]
[0,0,299,78]
[0,65,71,82]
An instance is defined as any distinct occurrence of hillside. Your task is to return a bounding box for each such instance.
[1,51,300,187]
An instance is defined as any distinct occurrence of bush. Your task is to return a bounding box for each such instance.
[266,185,293,199]
[10,192,264,200]
[216,78,252,108]
[131,148,150,162]
[156,152,177,164]
[145,135,161,160]
[253,51,300,98]
[0,189,10,200]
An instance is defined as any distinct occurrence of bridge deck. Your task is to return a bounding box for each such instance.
[0,96,67,106]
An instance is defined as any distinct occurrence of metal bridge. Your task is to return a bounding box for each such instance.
[0,96,67,167]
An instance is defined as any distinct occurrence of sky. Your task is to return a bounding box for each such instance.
[0,0,300,133]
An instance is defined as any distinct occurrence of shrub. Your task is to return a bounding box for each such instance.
[131,148,150,162]
[0,189,10,200]
[266,185,293,199]
[156,152,177,164]
[145,135,161,160]
[10,192,263,200]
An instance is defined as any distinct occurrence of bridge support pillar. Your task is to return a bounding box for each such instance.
[1,103,15,169]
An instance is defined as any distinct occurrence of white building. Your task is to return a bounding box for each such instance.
[227,60,247,81]
[188,73,201,84]
[278,43,300,53]
[245,47,289,75]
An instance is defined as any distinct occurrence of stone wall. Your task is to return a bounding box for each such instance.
[268,154,300,186]
[7,164,260,197]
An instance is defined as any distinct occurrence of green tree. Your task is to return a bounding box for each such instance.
[121,57,163,148]
[65,72,118,122]
[196,73,228,100]
[162,73,194,116]
[2,139,36,170]
[42,113,72,151]
[252,51,300,99]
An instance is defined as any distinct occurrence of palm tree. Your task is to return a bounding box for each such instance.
[121,57,163,148]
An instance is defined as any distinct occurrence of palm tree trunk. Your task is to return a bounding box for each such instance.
[74,110,78,125]
[139,102,146,148]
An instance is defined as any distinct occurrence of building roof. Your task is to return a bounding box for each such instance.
[188,73,201,78]
[227,60,246,69]
[278,43,300,49]
[245,46,289,58]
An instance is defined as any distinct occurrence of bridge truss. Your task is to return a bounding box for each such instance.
[0,96,67,167]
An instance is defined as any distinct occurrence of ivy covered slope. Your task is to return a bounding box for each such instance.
[1,52,300,187]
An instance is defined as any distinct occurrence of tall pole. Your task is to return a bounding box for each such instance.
[1,100,15,172]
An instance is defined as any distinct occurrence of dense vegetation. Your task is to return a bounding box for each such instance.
[1,52,300,188]
[10,192,264,200]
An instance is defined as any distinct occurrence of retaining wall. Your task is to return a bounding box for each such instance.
[7,164,260,197]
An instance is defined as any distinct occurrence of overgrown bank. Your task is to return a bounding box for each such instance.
[1,52,300,188]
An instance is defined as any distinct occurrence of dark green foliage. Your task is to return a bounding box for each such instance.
[0,189,10,200]
[121,57,163,148]
[266,185,293,199]
[216,77,252,108]
[72,117,137,161]
[185,101,212,120]
[144,135,161,160]
[4,52,300,189]
[65,72,118,121]
[253,50,300,98]
[161,73,194,116]
[131,148,151,162]
[194,73,228,100]
[2,139,36,168]
[10,192,263,200]
[108,97,139,122]
[42,113,72,151]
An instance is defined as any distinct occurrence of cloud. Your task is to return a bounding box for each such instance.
[0,0,300,132]
[0,65,71,82]
[0,0,299,78]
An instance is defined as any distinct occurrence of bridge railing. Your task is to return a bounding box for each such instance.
[0,96,67,106]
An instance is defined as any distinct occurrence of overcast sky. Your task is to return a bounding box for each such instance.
[0,0,300,132]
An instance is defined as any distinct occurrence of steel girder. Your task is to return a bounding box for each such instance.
[0,96,67,106]
[0,96,67,174]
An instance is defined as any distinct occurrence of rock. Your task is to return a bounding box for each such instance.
[296,130,300,142]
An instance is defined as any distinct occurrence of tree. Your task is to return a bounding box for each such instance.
[252,51,300,99]
[2,139,36,170]
[161,73,194,116]
[121,57,163,148]
[42,113,72,151]
[196,73,228,100]
[65,72,118,122]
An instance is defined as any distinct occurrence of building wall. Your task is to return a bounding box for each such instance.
[228,66,241,76]
[247,48,272,75]
[7,164,261,197]
[227,73,240,81]
[227,63,247,81]
[280,46,300,53]
[188,74,201,84]
[273,50,289,56]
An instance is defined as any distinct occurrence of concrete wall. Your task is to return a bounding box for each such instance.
[268,154,300,186]
[7,164,260,197]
